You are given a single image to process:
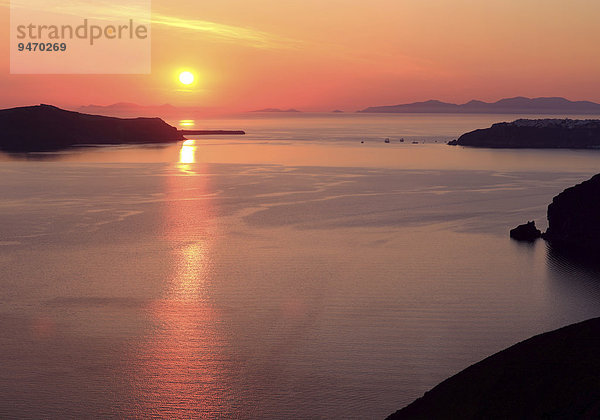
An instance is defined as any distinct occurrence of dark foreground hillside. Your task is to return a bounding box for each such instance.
[387,317,600,419]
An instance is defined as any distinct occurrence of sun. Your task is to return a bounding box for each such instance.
[179,71,195,85]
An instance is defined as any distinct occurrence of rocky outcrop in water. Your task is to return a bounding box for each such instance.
[448,119,600,148]
[542,173,600,252]
[386,317,600,419]
[509,221,542,241]
[0,104,184,152]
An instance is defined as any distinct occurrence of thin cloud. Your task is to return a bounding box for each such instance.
[7,1,303,50]
[5,0,426,68]
[151,13,304,50]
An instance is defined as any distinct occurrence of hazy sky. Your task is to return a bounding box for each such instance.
[1,0,600,113]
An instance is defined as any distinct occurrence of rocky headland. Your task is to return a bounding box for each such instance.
[0,104,185,152]
[448,119,600,148]
[541,173,600,252]
[509,173,600,253]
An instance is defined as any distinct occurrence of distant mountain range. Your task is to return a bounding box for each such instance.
[358,97,600,114]
[251,108,301,113]
[77,102,206,117]
[77,97,600,117]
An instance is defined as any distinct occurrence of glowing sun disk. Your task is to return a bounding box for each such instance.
[179,71,195,85]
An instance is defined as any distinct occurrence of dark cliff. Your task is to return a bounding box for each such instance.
[0,104,184,152]
[542,173,600,252]
[449,119,600,148]
[387,317,600,419]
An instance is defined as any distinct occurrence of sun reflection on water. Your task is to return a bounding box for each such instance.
[179,140,196,165]
[133,158,233,417]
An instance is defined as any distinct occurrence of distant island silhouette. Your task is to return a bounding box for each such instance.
[179,129,245,135]
[0,104,184,152]
[387,317,600,419]
[448,119,600,148]
[251,108,301,113]
[358,97,600,114]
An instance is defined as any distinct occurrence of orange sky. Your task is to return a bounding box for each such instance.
[1,0,600,113]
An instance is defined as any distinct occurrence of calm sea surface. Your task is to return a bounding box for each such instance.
[1,114,600,418]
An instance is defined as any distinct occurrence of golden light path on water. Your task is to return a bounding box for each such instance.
[179,139,197,166]
[134,140,232,417]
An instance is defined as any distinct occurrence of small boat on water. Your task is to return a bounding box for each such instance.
[384,138,390,143]
[399,138,404,142]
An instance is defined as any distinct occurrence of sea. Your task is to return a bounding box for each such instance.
[1,113,600,419]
